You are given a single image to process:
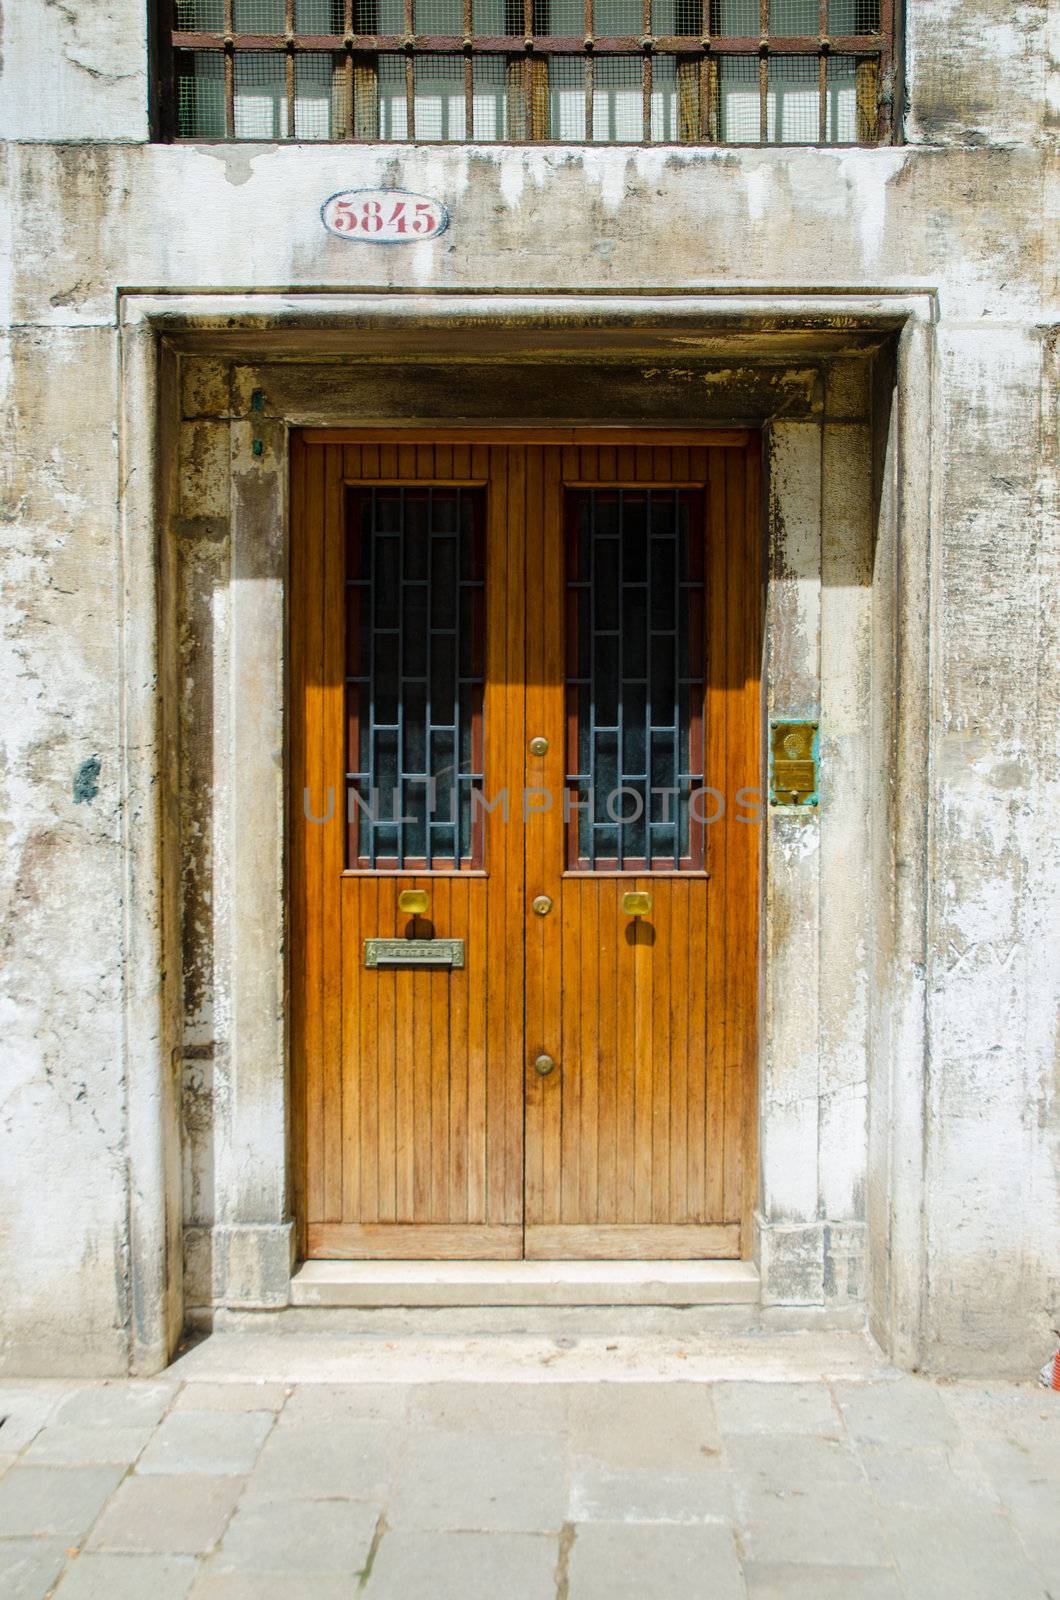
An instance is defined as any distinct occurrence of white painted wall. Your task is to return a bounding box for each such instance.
[0,0,1056,1374]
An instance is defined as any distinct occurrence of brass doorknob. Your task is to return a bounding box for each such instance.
[533,1053,556,1076]
[529,736,549,757]
[398,889,430,915]
[621,891,653,917]
[531,894,553,916]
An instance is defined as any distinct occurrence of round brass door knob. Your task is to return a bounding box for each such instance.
[533,1053,556,1076]
[531,894,553,916]
[529,736,549,757]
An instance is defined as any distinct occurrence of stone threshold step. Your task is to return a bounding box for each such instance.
[290,1259,760,1308]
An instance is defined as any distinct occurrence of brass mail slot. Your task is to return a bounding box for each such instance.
[364,938,464,969]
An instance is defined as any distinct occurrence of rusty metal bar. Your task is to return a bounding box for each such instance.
[404,0,415,136]
[642,0,651,140]
[464,0,473,137]
[344,0,355,137]
[223,0,235,136]
[173,31,885,53]
[817,0,827,141]
[285,0,296,136]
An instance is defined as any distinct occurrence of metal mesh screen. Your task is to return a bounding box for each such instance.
[717,55,759,140]
[830,0,879,28]
[768,0,818,34]
[710,0,757,33]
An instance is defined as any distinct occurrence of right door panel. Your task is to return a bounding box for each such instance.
[523,442,762,1259]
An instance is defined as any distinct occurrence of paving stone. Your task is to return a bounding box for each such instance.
[410,1381,573,1435]
[857,1442,998,1510]
[744,1563,904,1599]
[172,1384,288,1414]
[567,1383,721,1467]
[388,1429,568,1533]
[278,1384,411,1426]
[210,1497,380,1577]
[725,1431,863,1486]
[136,1411,274,1476]
[189,1579,355,1599]
[85,1474,245,1554]
[569,1459,732,1523]
[0,1389,66,1451]
[0,1536,69,1600]
[22,1426,154,1466]
[734,1479,891,1567]
[52,1552,200,1599]
[880,1504,1047,1600]
[713,1382,842,1439]
[0,1464,126,1538]
[833,1379,962,1449]
[56,1384,178,1431]
[363,1529,557,1600]
[243,1421,403,1503]
[567,1520,744,1600]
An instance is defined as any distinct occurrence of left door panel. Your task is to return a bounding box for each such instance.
[290,437,525,1259]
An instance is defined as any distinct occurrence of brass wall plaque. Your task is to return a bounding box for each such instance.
[364,938,464,969]
[769,720,819,807]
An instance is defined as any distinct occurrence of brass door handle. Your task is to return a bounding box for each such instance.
[531,894,553,917]
[621,891,653,917]
[533,1053,557,1077]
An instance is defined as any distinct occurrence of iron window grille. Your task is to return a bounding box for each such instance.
[158,0,894,144]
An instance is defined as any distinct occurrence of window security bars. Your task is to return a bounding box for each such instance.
[164,0,892,142]
[345,487,486,872]
[566,489,707,872]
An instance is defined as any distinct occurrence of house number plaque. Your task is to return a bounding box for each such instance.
[321,188,448,242]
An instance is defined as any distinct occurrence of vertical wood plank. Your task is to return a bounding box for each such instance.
[303,443,326,1228]
[322,446,347,1221]
[288,435,309,1256]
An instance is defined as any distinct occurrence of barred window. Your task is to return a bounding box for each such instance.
[159,0,893,143]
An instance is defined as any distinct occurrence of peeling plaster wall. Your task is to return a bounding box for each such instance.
[0,0,1056,1375]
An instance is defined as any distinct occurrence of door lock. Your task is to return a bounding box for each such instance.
[531,894,553,916]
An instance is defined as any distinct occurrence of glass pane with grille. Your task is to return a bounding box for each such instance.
[361,0,405,27]
[594,0,644,36]
[710,0,757,34]
[769,0,817,36]
[549,56,587,137]
[651,0,701,35]
[232,52,287,136]
[592,57,643,140]
[175,1,225,27]
[295,0,345,25]
[829,0,879,29]
[232,0,286,28]
[346,488,486,870]
[473,58,510,138]
[378,54,408,137]
[769,55,818,140]
[540,0,585,33]
[717,55,759,140]
[415,54,466,138]
[566,489,705,871]
[177,51,226,137]
[825,53,856,138]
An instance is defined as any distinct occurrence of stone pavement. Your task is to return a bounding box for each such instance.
[0,1329,1056,1600]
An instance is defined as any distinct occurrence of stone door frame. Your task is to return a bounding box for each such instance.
[117,289,936,1374]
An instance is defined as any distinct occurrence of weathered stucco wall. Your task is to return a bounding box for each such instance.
[0,0,1056,1375]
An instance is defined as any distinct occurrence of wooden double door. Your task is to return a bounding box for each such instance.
[291,429,761,1261]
